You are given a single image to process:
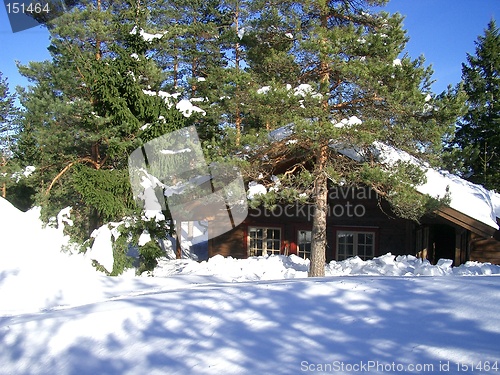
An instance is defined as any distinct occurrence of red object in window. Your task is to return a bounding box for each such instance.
[281,241,298,256]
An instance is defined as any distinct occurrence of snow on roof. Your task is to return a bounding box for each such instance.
[371,142,500,230]
[268,124,500,229]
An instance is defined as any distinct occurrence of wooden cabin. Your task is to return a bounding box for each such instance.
[205,184,500,265]
[173,133,500,265]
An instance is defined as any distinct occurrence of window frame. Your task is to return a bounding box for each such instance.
[247,226,282,257]
[296,229,312,259]
[334,227,379,261]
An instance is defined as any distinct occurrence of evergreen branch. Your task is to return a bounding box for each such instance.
[45,157,101,196]
[331,95,384,110]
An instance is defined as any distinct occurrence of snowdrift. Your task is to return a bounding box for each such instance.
[153,252,500,280]
[1,196,500,316]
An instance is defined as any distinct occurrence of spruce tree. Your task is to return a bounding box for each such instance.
[453,20,500,191]
[15,1,188,254]
[239,0,465,276]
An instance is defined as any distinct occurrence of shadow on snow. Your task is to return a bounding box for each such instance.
[1,276,500,374]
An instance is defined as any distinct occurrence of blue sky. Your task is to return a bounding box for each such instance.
[0,0,499,96]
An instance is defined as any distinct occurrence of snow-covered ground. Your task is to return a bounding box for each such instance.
[1,197,500,374]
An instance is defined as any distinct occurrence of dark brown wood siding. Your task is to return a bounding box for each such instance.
[210,187,415,260]
[470,232,500,264]
[209,226,246,258]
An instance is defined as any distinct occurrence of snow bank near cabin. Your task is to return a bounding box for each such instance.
[152,252,500,280]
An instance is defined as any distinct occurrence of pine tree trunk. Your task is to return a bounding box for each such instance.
[234,2,242,146]
[308,8,331,277]
[95,0,102,60]
[309,145,328,277]
[235,108,242,146]
[1,155,5,198]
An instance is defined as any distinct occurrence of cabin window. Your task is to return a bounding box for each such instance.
[248,227,281,257]
[297,230,312,259]
[337,230,375,261]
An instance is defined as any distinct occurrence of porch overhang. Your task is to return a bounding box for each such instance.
[435,205,498,238]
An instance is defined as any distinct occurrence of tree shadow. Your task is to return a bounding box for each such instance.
[1,276,500,374]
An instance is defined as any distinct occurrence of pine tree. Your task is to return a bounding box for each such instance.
[12,0,466,276]
[0,71,17,199]
[239,0,465,276]
[149,0,230,93]
[453,20,500,191]
[194,0,258,148]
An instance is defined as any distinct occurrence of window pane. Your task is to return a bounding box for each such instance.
[297,230,312,259]
[338,232,354,245]
[337,230,375,261]
[346,244,354,256]
[249,227,281,257]
[358,245,367,258]
[298,230,312,243]
[301,243,311,252]
[298,230,306,243]
[366,234,373,245]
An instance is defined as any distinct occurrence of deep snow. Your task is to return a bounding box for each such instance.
[1,197,500,374]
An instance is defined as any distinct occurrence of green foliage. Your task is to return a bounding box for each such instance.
[114,217,171,275]
[71,165,135,220]
[0,72,16,132]
[452,20,500,190]
[239,0,464,225]
[109,229,135,276]
[139,108,191,143]
[0,71,19,201]
[137,241,164,275]
[353,160,449,222]
[14,0,185,242]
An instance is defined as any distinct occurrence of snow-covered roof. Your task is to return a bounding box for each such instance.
[269,125,500,230]
[370,142,500,230]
